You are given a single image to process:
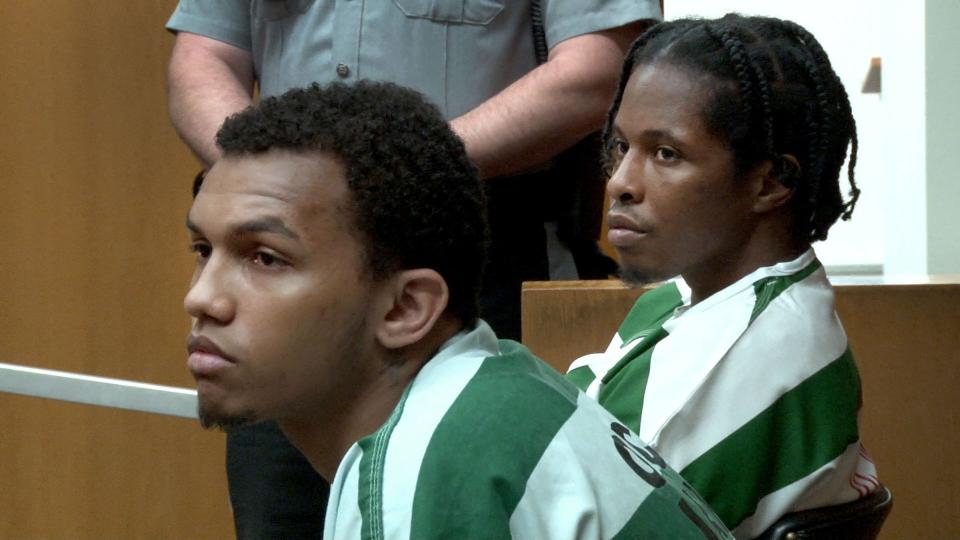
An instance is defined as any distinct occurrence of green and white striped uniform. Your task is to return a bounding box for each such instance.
[567,250,879,539]
[325,321,732,539]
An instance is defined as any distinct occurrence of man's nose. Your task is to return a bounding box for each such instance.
[606,157,644,204]
[183,256,235,324]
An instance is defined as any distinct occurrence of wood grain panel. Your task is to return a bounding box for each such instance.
[0,393,227,540]
[0,1,234,537]
[521,280,644,371]
[522,279,960,539]
[0,2,199,383]
[834,284,960,539]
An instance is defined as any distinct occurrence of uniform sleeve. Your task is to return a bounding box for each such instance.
[508,395,732,539]
[165,0,253,51]
[544,0,662,49]
[651,279,869,536]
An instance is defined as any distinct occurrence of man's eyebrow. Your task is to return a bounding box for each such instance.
[608,123,684,150]
[184,215,300,240]
[636,128,685,147]
[230,217,300,240]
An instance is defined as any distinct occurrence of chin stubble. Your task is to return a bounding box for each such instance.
[618,263,671,288]
[197,403,257,432]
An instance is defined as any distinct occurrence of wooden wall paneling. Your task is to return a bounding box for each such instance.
[0,393,227,540]
[0,2,200,383]
[521,280,644,372]
[0,1,233,537]
[833,284,960,539]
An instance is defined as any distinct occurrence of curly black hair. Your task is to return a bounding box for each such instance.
[212,81,488,325]
[604,13,860,244]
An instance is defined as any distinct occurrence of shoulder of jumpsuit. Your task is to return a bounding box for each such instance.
[657,250,821,346]
[563,278,686,375]
[568,247,818,375]
[629,249,825,441]
[648,248,826,393]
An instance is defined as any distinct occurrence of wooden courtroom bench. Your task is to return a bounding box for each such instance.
[522,277,960,540]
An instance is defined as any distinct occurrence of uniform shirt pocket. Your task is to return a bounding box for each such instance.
[392,0,504,25]
[252,0,315,21]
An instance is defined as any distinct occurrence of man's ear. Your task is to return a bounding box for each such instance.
[752,154,799,213]
[375,269,449,350]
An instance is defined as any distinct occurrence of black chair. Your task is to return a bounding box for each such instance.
[756,485,893,540]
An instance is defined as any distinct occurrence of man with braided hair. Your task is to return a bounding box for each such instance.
[566,14,879,538]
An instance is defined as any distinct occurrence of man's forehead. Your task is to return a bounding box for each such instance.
[202,149,346,200]
[188,150,350,234]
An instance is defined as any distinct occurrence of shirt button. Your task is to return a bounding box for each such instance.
[336,63,350,77]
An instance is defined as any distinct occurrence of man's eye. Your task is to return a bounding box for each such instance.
[612,138,629,157]
[190,243,211,259]
[655,147,679,161]
[604,138,629,175]
[253,251,286,267]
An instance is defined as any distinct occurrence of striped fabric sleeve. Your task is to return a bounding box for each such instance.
[408,346,580,538]
[567,359,599,391]
[566,281,682,395]
[508,393,733,539]
[680,349,863,532]
[559,252,877,537]
[410,342,733,539]
[331,330,735,539]
[732,441,876,538]
[650,265,873,536]
[617,282,684,343]
[360,325,495,540]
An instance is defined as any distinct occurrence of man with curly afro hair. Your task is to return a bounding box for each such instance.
[183,81,732,539]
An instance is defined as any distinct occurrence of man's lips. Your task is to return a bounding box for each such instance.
[186,335,237,378]
[607,212,649,247]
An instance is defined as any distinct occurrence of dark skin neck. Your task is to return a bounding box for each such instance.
[684,211,807,305]
[279,315,462,480]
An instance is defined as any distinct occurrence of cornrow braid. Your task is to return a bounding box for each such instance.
[746,43,775,157]
[792,45,832,239]
[703,24,759,149]
[705,22,780,166]
[606,14,861,244]
[841,117,861,222]
[783,20,861,230]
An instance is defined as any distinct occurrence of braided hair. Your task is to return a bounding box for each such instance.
[604,14,860,243]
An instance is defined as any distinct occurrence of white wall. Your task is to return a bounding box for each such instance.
[877,1,926,275]
[925,0,960,275]
[663,1,946,275]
